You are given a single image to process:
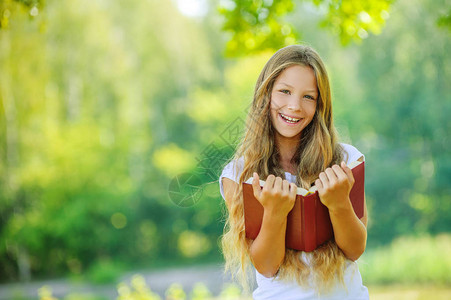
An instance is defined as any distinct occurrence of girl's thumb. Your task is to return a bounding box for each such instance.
[341,161,354,181]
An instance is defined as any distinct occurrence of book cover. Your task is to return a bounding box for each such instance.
[242,161,365,252]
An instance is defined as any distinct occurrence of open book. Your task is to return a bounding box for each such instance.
[242,161,365,252]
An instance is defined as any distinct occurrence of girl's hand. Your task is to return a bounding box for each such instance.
[251,172,297,218]
[315,161,354,212]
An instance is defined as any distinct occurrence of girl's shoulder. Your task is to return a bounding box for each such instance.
[218,156,244,201]
[340,143,365,164]
[220,156,244,183]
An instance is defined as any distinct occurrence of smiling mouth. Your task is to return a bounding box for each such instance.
[279,113,301,124]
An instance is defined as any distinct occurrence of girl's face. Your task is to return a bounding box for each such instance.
[270,64,318,142]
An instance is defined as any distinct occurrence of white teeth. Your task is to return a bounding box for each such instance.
[280,113,300,123]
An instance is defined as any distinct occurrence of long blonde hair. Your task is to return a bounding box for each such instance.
[221,45,347,293]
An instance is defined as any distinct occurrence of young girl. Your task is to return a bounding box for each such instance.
[219,45,369,299]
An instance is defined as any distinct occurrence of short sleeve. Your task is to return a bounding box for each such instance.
[218,157,244,201]
[341,143,365,164]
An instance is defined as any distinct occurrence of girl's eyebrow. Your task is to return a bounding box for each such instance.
[277,82,318,94]
[277,82,294,88]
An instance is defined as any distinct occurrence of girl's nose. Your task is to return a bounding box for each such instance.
[287,97,302,112]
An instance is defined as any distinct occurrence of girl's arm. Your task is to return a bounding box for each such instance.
[248,205,288,277]
[222,174,297,278]
[315,157,367,261]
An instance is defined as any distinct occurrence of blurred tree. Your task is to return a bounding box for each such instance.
[0,0,44,29]
[219,0,451,56]
[219,0,394,55]
[353,0,451,245]
[437,7,451,31]
[0,0,223,281]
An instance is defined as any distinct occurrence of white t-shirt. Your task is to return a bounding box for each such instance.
[219,143,369,300]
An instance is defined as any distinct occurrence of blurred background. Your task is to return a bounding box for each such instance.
[0,0,450,299]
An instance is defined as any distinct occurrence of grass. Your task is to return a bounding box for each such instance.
[359,234,451,285]
[36,233,451,300]
[368,285,451,300]
[38,284,451,300]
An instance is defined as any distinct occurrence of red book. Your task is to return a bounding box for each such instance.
[242,161,365,252]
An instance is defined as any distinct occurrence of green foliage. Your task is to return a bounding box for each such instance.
[0,0,44,29]
[165,283,187,300]
[63,295,106,300]
[218,0,393,55]
[117,275,162,300]
[86,259,125,284]
[219,0,297,56]
[40,276,247,300]
[36,235,451,299]
[316,0,393,44]
[361,234,451,285]
[437,7,451,31]
[352,0,451,244]
[190,283,213,300]
[369,286,451,300]
[38,285,58,300]
[217,283,243,299]
[0,0,225,281]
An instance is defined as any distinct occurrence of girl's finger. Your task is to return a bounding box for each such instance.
[341,161,354,182]
[263,174,276,191]
[289,183,297,198]
[252,172,262,198]
[273,176,283,193]
[282,179,290,194]
[324,167,338,184]
[315,179,323,191]
[319,172,328,187]
[332,164,347,182]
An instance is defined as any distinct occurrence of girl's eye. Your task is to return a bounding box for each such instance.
[304,95,316,100]
[280,89,291,95]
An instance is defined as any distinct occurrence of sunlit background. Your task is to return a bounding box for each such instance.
[0,0,450,299]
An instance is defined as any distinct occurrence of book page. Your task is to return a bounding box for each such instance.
[244,177,311,196]
[244,160,362,197]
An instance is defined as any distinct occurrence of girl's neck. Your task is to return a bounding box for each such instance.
[275,134,300,174]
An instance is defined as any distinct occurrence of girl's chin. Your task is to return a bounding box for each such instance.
[275,130,303,140]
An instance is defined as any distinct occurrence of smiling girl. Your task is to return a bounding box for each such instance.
[219,45,368,299]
